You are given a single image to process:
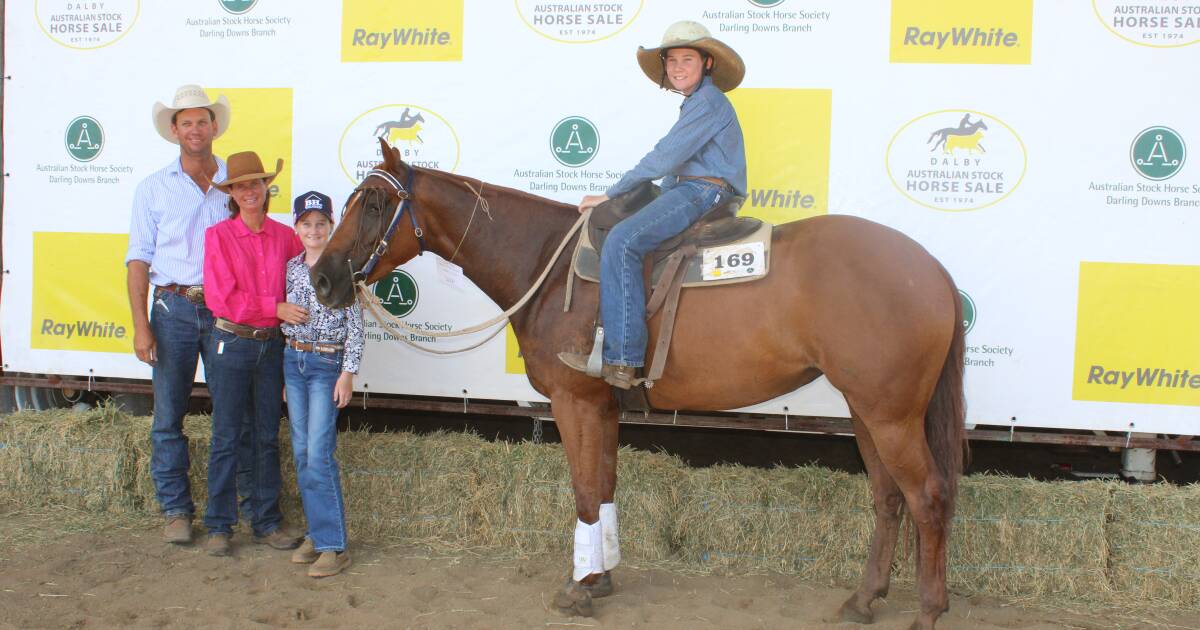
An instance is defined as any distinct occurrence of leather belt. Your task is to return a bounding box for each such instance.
[677,175,731,190]
[215,317,280,341]
[286,338,344,354]
[155,284,205,306]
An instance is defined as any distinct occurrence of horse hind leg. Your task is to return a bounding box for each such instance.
[839,414,905,625]
[864,419,953,630]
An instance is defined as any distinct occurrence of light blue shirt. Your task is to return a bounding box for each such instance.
[125,156,228,286]
[607,77,747,198]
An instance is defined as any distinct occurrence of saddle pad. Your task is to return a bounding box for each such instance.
[573,221,773,288]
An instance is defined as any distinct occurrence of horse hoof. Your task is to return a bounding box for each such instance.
[552,579,594,617]
[582,572,613,598]
[838,599,874,625]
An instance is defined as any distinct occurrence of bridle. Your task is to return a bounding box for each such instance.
[349,166,423,283]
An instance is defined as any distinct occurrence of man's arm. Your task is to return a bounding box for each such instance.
[127,260,155,365]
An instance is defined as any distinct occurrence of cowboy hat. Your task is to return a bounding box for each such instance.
[636,21,745,92]
[151,84,231,144]
[213,151,283,193]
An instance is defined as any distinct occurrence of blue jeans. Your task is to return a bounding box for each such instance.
[204,328,286,536]
[148,291,256,518]
[600,180,729,366]
[284,347,348,552]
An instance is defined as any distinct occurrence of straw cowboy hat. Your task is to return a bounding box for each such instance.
[213,151,283,193]
[151,84,231,144]
[636,21,745,92]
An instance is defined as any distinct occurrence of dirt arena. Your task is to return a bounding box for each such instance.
[2,506,1196,630]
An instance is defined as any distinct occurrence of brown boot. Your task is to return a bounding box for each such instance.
[557,352,639,390]
[307,551,351,578]
[291,538,318,564]
[254,527,301,550]
[162,515,192,544]
[205,533,231,557]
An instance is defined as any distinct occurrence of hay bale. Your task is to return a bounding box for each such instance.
[672,464,873,583]
[0,406,139,513]
[1107,483,1200,607]
[947,476,1111,600]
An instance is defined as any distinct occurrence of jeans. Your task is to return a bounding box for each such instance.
[284,347,348,552]
[204,328,286,536]
[600,180,729,366]
[149,291,213,517]
[148,291,256,519]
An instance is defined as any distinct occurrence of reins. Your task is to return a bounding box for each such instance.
[349,167,587,354]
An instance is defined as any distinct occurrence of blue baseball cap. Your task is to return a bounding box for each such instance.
[293,190,333,224]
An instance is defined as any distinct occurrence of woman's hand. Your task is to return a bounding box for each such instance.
[276,302,309,325]
[578,194,609,213]
[333,371,354,408]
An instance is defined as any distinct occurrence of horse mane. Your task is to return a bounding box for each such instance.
[405,164,577,214]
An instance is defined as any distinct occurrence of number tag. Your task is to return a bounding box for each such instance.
[701,242,766,281]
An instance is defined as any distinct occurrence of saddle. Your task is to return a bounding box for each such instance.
[568,181,773,398]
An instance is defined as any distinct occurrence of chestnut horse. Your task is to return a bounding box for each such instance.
[313,141,966,630]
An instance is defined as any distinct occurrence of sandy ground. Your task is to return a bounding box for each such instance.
[0,506,1196,630]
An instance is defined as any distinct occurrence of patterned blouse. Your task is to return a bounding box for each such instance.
[281,254,365,374]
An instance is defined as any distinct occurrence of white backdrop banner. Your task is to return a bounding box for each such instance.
[3,1,1198,435]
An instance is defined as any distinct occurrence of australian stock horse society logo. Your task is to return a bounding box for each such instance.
[339,104,461,184]
[887,109,1027,212]
[550,116,599,167]
[1130,126,1186,180]
[374,270,419,318]
[65,116,104,162]
[219,0,257,14]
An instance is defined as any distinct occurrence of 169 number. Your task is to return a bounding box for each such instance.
[712,252,755,269]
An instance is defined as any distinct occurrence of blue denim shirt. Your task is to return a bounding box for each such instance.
[606,76,747,198]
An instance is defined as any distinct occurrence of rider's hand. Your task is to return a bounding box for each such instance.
[276,302,309,325]
[578,194,609,213]
[133,324,157,365]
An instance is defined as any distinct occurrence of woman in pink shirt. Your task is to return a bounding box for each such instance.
[201,151,303,556]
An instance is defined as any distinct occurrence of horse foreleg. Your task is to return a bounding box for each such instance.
[840,415,905,625]
[549,393,616,616]
[867,420,951,630]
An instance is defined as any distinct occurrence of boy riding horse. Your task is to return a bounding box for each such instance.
[558,21,747,389]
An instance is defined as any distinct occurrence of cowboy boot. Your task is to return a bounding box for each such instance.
[557,352,638,390]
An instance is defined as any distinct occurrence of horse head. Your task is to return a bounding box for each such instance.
[312,137,425,309]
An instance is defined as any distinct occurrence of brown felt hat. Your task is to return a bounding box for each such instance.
[636,21,745,92]
[213,151,283,193]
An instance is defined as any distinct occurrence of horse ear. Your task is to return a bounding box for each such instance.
[378,136,395,171]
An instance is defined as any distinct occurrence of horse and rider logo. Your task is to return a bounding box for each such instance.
[374,270,419,318]
[374,108,427,146]
[339,104,461,184]
[65,116,104,162]
[219,0,258,14]
[928,114,988,155]
[1130,126,1186,181]
[550,116,599,167]
[886,109,1027,212]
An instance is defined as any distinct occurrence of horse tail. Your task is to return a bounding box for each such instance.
[926,266,968,521]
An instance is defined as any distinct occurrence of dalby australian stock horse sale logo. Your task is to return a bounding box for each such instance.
[1092,0,1200,48]
[339,104,461,184]
[515,1,643,43]
[36,0,140,49]
[887,109,1027,212]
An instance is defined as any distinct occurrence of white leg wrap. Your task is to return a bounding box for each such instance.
[572,519,604,581]
[599,502,621,571]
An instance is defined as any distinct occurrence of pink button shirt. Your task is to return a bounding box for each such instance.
[203,216,303,328]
